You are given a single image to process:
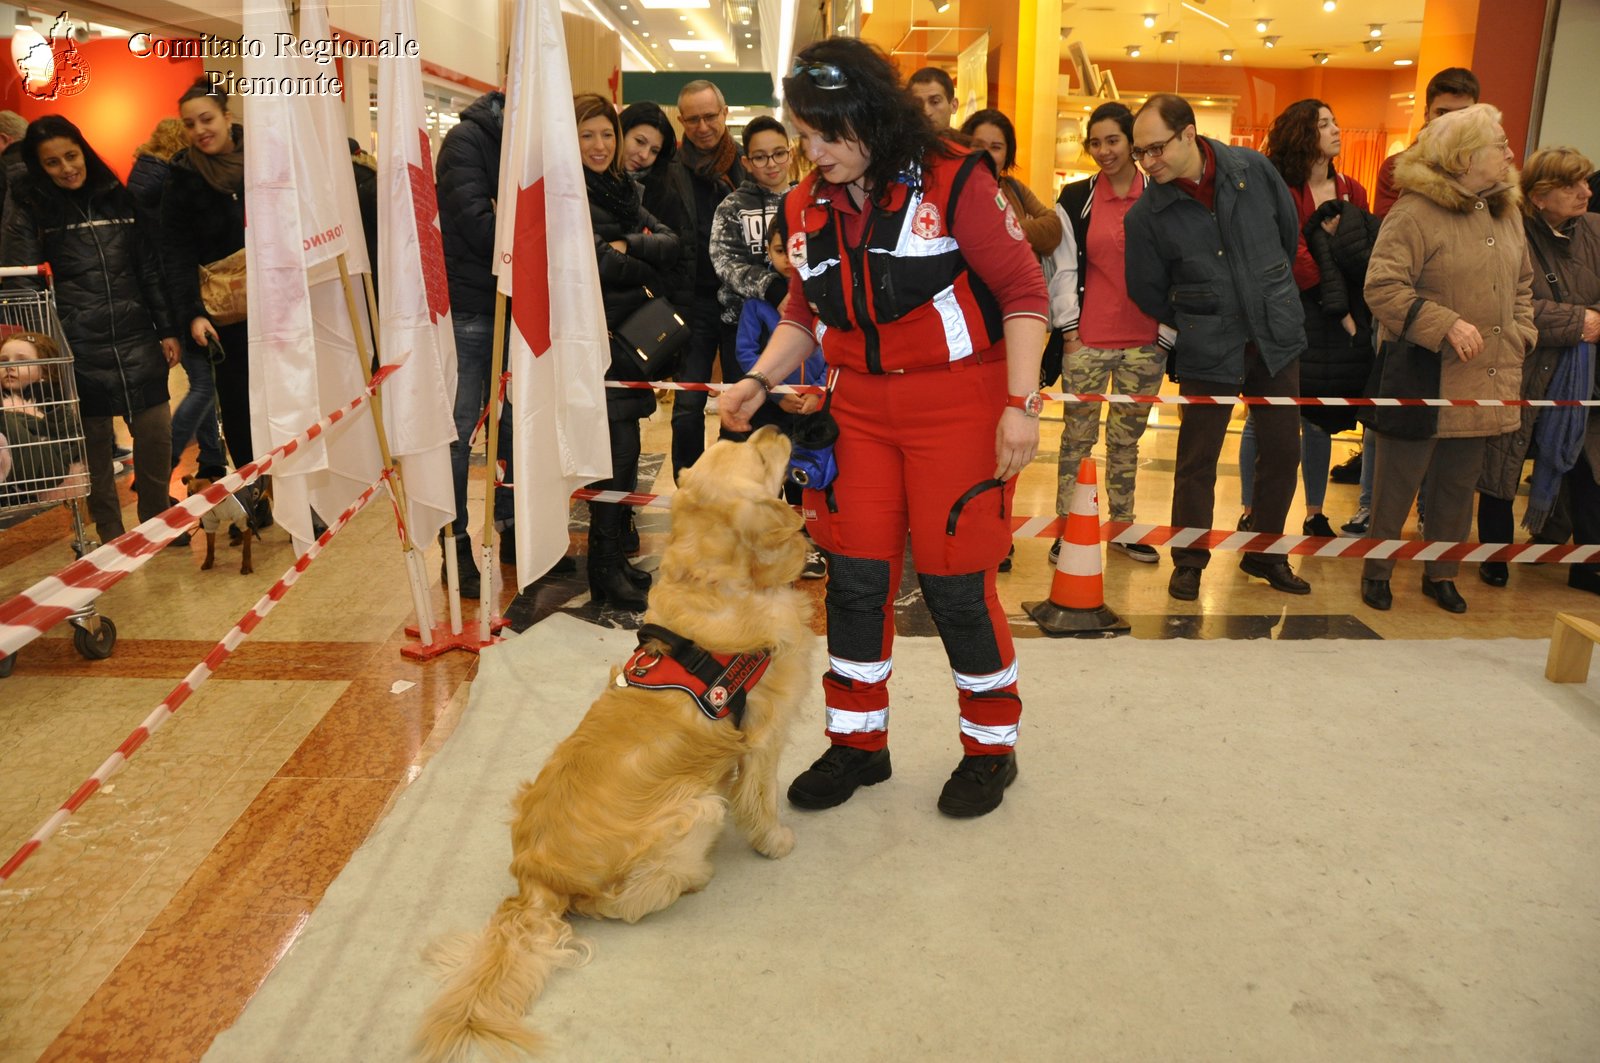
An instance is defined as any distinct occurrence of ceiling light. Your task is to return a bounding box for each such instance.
[704,63,711,68]
[1142,13,1157,28]
[1369,24,1383,37]
[1160,31,1177,44]
[1219,49,1234,61]
[1262,35,1279,48]
[670,37,721,51]
[1255,18,1271,32]
[743,32,751,38]
[1364,39,1383,52]
[630,19,639,25]
[745,44,753,49]
[640,0,707,6]
[1393,58,1413,66]
[836,23,846,31]
[933,0,951,12]
[641,31,650,37]
[1322,0,1336,10]
[1126,44,1141,57]
[1313,52,1330,64]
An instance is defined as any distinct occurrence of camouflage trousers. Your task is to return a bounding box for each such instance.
[1055,343,1167,521]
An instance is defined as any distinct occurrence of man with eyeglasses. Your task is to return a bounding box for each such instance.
[670,79,743,480]
[1124,93,1312,602]
[709,116,795,417]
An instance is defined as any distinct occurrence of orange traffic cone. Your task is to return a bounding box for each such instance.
[1024,458,1130,636]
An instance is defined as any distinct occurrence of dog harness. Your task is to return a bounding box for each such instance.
[617,624,772,728]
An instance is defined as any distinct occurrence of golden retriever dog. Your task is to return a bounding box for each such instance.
[414,426,813,1063]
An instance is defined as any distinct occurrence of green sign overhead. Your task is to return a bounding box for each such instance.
[621,71,778,108]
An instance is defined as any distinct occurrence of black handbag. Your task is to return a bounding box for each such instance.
[1363,298,1440,440]
[609,287,689,381]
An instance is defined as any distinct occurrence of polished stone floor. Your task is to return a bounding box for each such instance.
[0,394,1588,1063]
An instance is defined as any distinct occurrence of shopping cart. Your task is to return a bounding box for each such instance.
[0,265,116,676]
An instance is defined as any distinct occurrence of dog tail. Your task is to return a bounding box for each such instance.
[413,880,590,1062]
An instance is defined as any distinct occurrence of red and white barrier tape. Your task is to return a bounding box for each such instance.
[568,484,1595,564]
[0,476,385,882]
[600,379,1597,408]
[0,364,398,660]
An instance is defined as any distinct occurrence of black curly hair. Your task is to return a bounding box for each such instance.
[619,100,678,170]
[782,36,955,200]
[1263,98,1333,188]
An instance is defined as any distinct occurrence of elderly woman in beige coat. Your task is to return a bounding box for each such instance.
[1360,103,1535,614]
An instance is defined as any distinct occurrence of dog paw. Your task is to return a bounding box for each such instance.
[753,824,795,859]
[201,559,214,570]
[240,564,253,575]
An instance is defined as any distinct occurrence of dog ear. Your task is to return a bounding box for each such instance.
[737,494,805,586]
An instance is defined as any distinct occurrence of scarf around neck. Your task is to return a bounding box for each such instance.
[188,126,244,197]
[679,133,738,189]
[586,165,640,230]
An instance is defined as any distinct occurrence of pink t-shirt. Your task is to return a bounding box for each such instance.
[1079,174,1157,350]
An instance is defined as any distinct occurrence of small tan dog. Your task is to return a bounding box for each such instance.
[414,426,813,1063]
[182,475,253,574]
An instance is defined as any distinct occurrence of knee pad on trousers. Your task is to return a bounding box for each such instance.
[916,570,1004,676]
[823,553,893,662]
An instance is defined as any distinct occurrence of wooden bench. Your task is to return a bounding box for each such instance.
[1545,613,1600,683]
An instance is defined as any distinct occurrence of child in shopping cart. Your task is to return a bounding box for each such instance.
[0,331,85,503]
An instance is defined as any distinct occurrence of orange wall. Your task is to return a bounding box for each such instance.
[0,39,202,181]
[1471,1,1545,158]
[1087,60,1413,133]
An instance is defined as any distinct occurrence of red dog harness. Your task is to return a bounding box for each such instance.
[620,624,772,728]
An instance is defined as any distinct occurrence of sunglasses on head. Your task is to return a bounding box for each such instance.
[789,59,848,90]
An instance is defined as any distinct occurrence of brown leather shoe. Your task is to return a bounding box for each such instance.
[1239,555,1311,594]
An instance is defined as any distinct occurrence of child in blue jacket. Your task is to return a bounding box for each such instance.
[736,224,827,577]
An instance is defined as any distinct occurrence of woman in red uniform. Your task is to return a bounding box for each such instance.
[721,38,1048,818]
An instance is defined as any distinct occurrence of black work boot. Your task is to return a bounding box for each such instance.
[936,752,1018,818]
[787,745,892,810]
[439,532,481,599]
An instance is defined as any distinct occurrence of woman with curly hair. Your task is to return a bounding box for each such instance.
[1237,98,1377,538]
[720,37,1048,819]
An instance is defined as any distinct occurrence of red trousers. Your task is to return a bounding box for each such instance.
[804,356,1022,756]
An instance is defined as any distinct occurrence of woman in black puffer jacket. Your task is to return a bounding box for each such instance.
[577,92,680,610]
[160,79,252,469]
[0,114,178,542]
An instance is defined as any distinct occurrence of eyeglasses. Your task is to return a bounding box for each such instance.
[748,148,791,167]
[681,111,724,128]
[790,59,848,90]
[1130,132,1183,163]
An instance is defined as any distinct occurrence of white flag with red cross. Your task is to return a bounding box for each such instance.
[375,0,458,546]
[493,0,613,590]
[242,0,381,551]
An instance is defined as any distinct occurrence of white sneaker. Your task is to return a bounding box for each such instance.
[1340,507,1370,536]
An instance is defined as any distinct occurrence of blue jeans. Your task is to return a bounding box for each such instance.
[169,347,227,474]
[1240,413,1331,509]
[449,312,515,535]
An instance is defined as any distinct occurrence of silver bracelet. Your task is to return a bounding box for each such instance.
[742,371,773,394]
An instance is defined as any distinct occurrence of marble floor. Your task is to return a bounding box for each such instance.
[0,395,1590,1063]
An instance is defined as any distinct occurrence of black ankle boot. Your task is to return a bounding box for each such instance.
[588,562,648,610]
